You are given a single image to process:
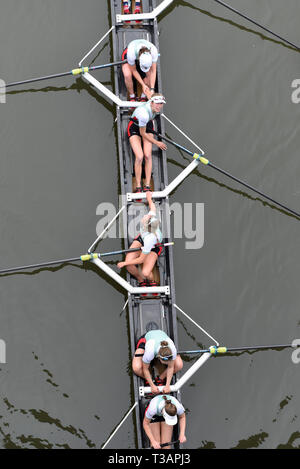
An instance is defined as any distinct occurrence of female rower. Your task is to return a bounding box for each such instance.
[131,328,183,395]
[121,39,158,102]
[123,1,142,23]
[127,94,167,194]
[117,191,164,288]
[143,395,187,449]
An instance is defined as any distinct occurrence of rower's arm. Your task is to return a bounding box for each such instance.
[142,362,156,388]
[146,192,156,213]
[178,413,187,441]
[123,253,147,266]
[143,417,160,449]
[129,64,147,89]
[140,126,162,147]
[165,361,175,388]
[149,62,157,90]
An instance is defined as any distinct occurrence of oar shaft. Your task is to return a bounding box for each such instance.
[154,131,300,219]
[179,344,294,355]
[6,71,72,88]
[0,243,173,275]
[212,0,300,51]
[227,344,294,353]
[100,242,173,258]
[0,256,81,274]
[209,162,300,218]
[89,59,127,72]
[5,60,127,89]
[153,130,194,156]
[160,440,180,448]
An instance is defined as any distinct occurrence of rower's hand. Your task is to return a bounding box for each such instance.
[179,435,187,444]
[150,385,160,394]
[162,385,171,394]
[117,262,126,269]
[157,141,167,151]
[151,440,161,450]
[142,84,151,98]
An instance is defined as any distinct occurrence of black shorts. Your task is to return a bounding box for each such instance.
[144,403,164,423]
[134,234,163,257]
[127,119,155,139]
[136,334,146,350]
[122,48,146,79]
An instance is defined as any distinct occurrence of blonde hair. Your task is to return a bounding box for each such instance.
[148,217,159,233]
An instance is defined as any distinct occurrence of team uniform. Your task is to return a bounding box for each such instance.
[127,101,158,138]
[136,330,177,362]
[145,395,185,423]
[122,39,158,78]
[134,209,163,256]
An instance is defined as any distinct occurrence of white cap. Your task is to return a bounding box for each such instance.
[150,94,166,104]
[139,52,153,73]
[162,408,178,426]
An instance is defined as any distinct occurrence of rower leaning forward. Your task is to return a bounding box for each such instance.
[122,38,159,102]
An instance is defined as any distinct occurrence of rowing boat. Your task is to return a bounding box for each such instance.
[109,0,181,449]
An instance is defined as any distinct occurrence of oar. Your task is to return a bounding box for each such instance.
[2,59,127,89]
[178,343,296,355]
[211,0,300,51]
[160,440,180,448]
[153,130,300,219]
[0,242,174,275]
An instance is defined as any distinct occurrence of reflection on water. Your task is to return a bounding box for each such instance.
[0,0,299,449]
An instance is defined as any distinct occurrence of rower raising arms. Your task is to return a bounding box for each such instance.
[117,191,163,287]
[121,39,158,102]
[127,94,167,193]
[143,395,187,449]
[132,329,183,395]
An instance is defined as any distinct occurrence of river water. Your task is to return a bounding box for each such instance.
[0,0,299,449]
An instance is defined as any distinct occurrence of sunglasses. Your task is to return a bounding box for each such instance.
[157,355,173,362]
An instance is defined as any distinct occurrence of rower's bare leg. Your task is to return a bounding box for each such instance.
[132,350,145,378]
[160,422,173,449]
[143,138,153,187]
[122,64,134,96]
[130,135,144,188]
[151,422,161,446]
[125,240,144,282]
[142,252,158,281]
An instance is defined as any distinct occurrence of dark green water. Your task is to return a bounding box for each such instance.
[0,0,299,449]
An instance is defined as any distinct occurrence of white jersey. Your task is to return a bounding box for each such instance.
[145,395,185,420]
[132,101,157,128]
[142,330,177,364]
[140,210,163,254]
[127,39,158,67]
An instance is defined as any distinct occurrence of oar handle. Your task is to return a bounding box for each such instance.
[160,440,180,448]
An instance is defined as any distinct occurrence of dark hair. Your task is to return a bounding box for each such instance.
[158,340,172,359]
[138,47,151,58]
[163,396,177,416]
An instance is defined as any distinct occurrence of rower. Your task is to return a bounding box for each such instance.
[121,39,158,102]
[123,1,142,22]
[143,395,187,449]
[117,191,164,289]
[131,328,183,395]
[127,94,167,194]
